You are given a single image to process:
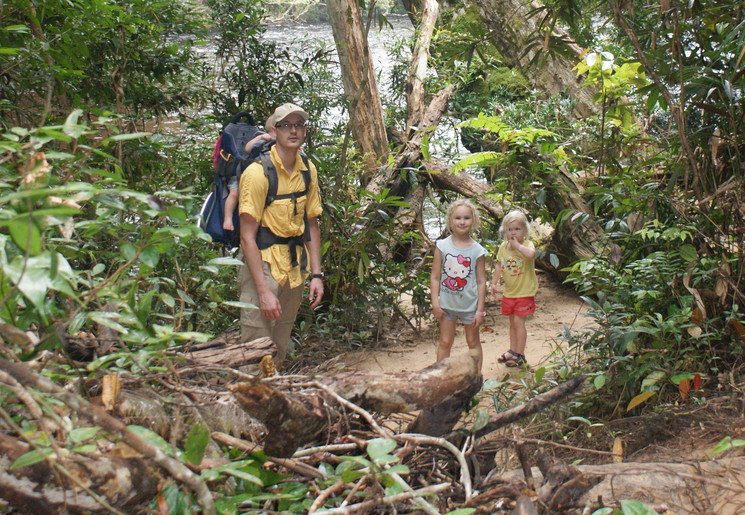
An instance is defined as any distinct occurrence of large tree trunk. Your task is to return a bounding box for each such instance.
[326,0,389,178]
[405,0,439,132]
[472,0,598,118]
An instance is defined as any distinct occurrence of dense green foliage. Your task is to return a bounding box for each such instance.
[431,0,744,417]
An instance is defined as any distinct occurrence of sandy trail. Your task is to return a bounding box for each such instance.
[341,272,588,379]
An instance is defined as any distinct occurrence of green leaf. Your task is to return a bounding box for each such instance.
[593,374,606,389]
[224,468,264,486]
[445,510,477,515]
[534,366,545,383]
[120,242,137,261]
[471,409,490,432]
[223,301,257,309]
[8,218,42,256]
[708,436,745,456]
[620,499,659,514]
[69,426,101,443]
[160,293,175,308]
[385,464,409,475]
[138,289,157,323]
[678,244,698,262]
[127,425,172,454]
[384,482,405,496]
[208,256,244,266]
[641,370,666,390]
[10,448,53,469]
[367,438,397,461]
[72,444,97,454]
[185,423,210,466]
[481,379,500,391]
[669,373,695,385]
[103,132,151,143]
[139,245,160,267]
[341,468,366,483]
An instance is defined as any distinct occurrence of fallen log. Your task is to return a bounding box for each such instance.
[407,373,483,436]
[232,352,482,457]
[498,456,745,514]
[317,350,481,415]
[0,358,216,514]
[183,335,275,369]
[230,379,328,458]
[0,433,158,514]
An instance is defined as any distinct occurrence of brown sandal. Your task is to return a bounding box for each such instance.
[498,349,520,363]
[504,352,526,367]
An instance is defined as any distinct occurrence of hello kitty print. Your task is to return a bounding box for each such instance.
[442,253,472,291]
[435,235,487,313]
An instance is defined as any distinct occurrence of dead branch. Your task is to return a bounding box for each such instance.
[0,358,216,514]
[314,483,451,514]
[472,375,587,440]
[211,431,325,480]
[0,431,157,514]
[181,336,275,370]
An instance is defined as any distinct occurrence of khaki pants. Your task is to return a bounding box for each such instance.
[238,261,304,365]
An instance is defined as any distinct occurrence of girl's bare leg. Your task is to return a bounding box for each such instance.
[509,314,528,356]
[464,322,483,372]
[436,318,457,363]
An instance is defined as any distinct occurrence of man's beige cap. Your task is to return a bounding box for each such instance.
[265,103,308,129]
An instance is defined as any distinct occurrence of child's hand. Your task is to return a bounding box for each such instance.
[508,236,521,251]
[432,305,445,320]
[472,311,485,328]
[489,282,499,297]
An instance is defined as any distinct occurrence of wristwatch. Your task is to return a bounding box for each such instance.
[312,273,324,280]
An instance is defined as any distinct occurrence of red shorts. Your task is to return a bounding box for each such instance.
[501,296,536,316]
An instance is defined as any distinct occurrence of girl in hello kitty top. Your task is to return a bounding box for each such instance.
[430,199,487,372]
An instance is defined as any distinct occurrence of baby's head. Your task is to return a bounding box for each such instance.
[445,199,481,234]
[499,210,530,238]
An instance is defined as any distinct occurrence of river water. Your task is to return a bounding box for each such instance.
[263,15,459,237]
[263,14,413,100]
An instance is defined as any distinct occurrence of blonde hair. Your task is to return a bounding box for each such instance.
[445,199,481,234]
[499,209,530,238]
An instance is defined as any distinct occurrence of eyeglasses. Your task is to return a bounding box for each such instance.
[275,122,307,130]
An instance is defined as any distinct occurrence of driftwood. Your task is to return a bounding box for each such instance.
[232,352,482,457]
[407,374,483,436]
[230,379,328,458]
[183,335,275,369]
[0,359,216,514]
[0,433,158,514]
[498,455,745,514]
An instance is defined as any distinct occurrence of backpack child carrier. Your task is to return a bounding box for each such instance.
[198,112,313,258]
[199,112,263,246]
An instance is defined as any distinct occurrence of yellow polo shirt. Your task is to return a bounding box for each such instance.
[238,146,322,288]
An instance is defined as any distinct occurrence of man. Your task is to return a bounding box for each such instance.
[238,103,324,366]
